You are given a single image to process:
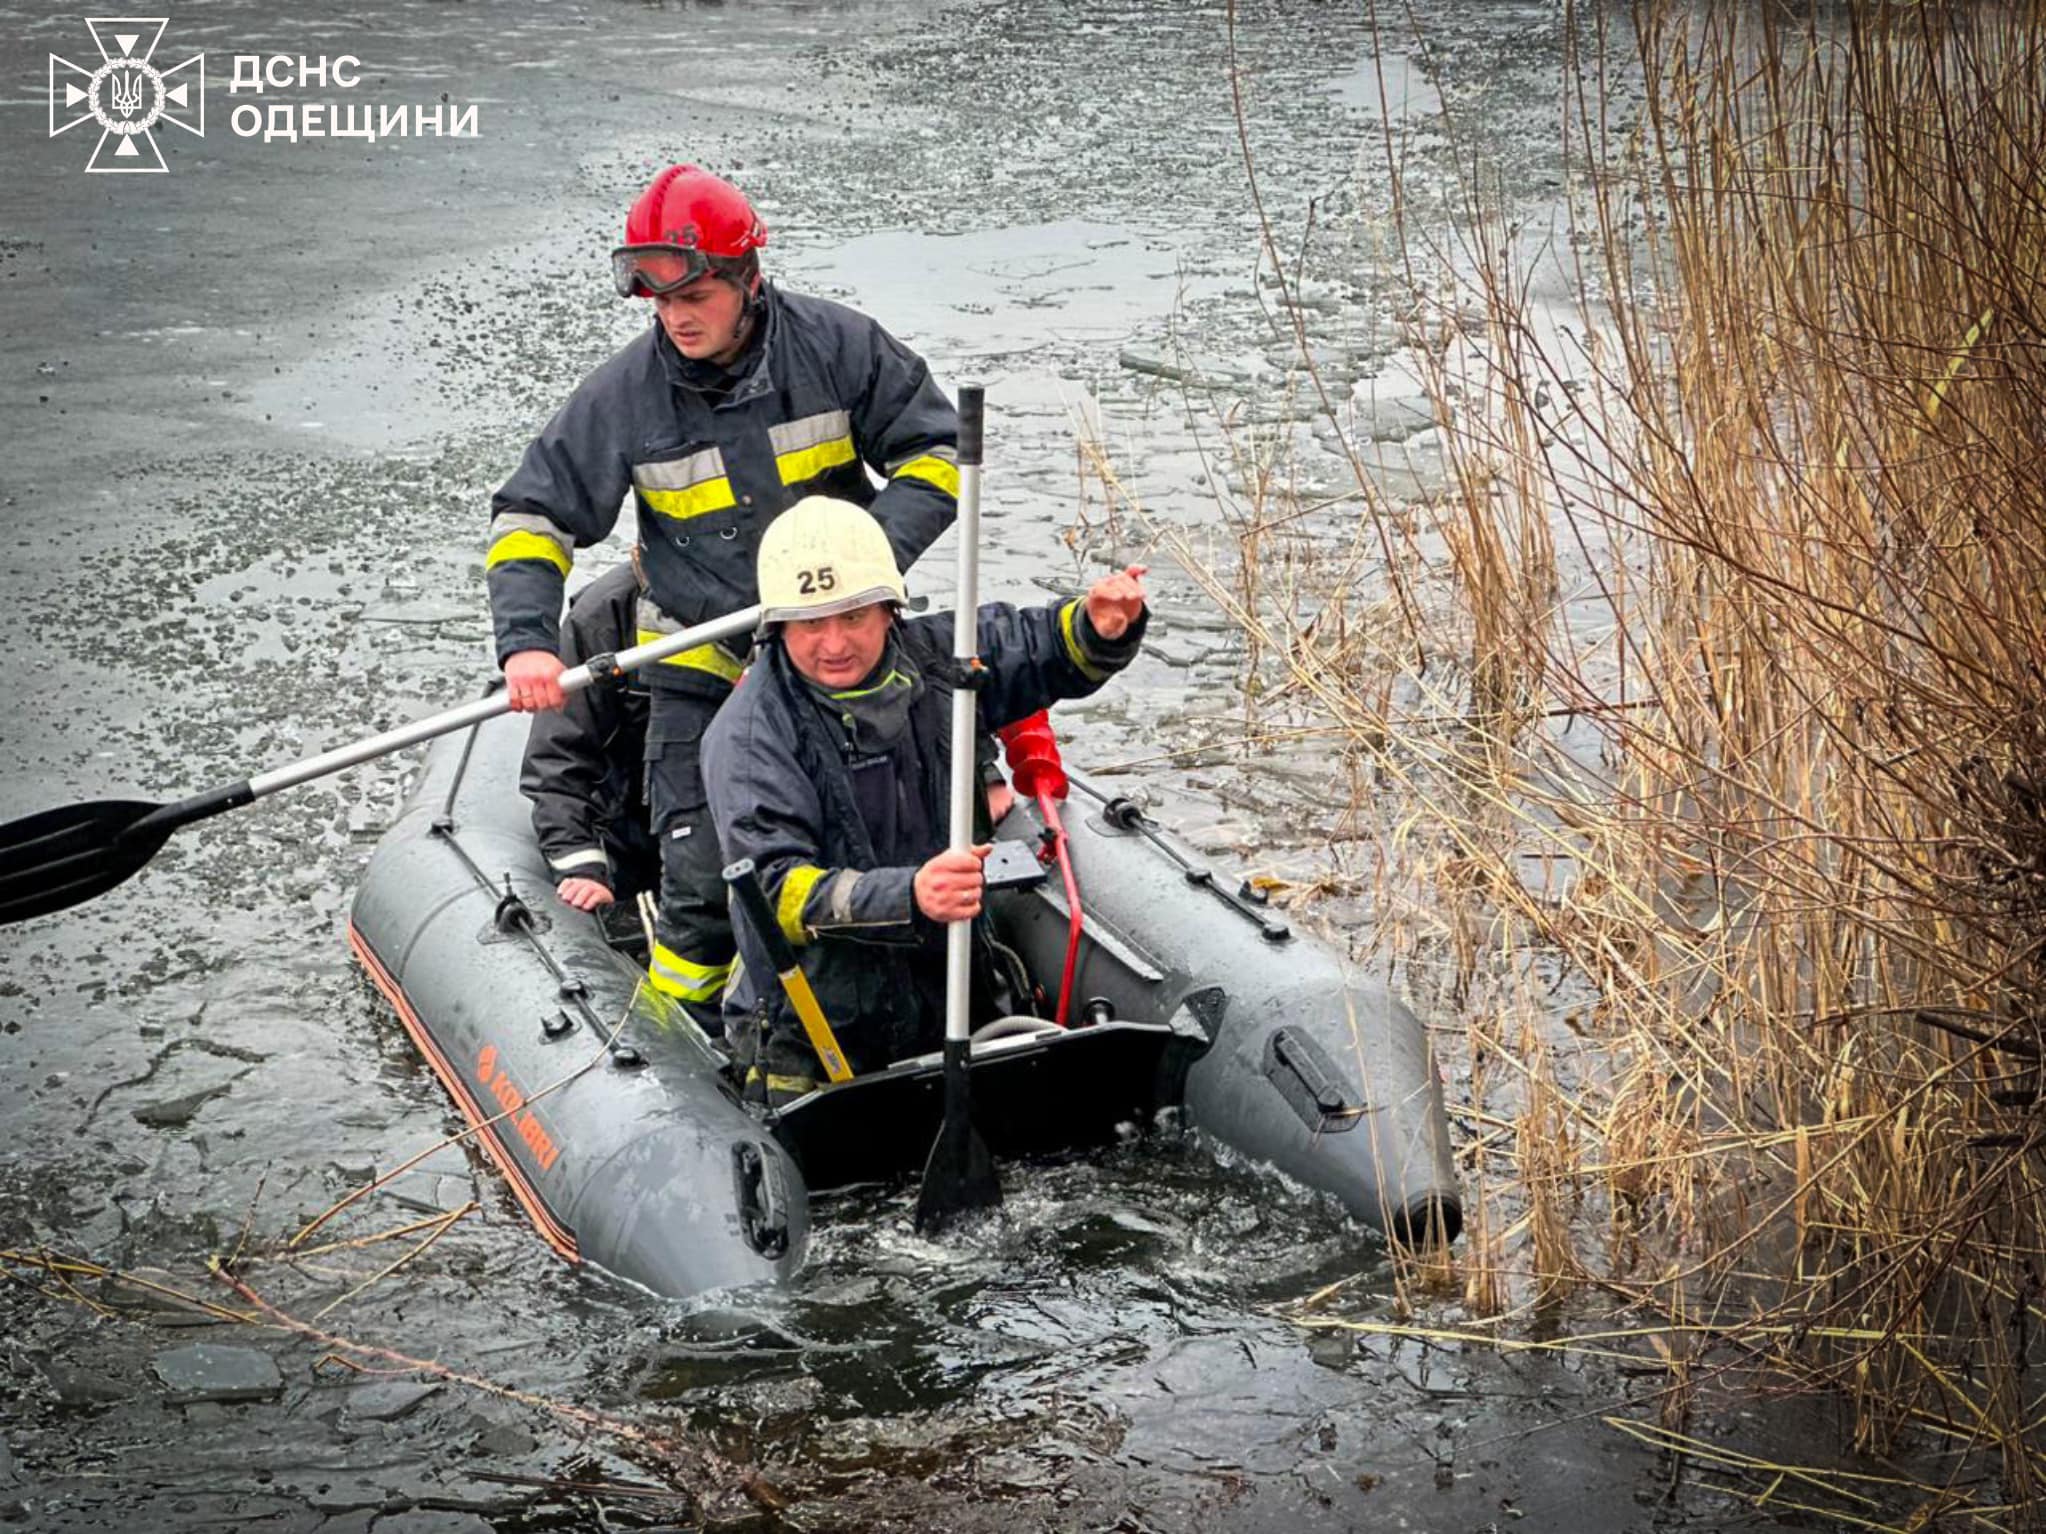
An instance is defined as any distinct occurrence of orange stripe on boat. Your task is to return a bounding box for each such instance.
[347,921,581,1264]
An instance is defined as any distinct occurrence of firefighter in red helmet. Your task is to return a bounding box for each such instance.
[487,165,961,1030]
[610,164,770,364]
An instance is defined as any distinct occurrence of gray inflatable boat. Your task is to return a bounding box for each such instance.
[348,708,1460,1299]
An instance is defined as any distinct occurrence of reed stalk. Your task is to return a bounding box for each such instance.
[1195,0,2046,1519]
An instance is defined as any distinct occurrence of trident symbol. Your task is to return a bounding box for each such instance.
[109,70,142,119]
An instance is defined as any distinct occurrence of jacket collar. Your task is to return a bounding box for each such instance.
[652,283,779,406]
[797,634,923,758]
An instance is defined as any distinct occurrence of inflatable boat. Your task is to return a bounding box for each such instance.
[347,709,1460,1299]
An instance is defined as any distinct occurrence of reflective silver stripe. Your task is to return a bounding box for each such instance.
[636,596,712,637]
[813,869,909,933]
[488,510,575,556]
[826,869,862,925]
[635,597,746,679]
[547,847,611,875]
[883,443,957,475]
[636,595,747,641]
[768,409,852,458]
[633,446,725,491]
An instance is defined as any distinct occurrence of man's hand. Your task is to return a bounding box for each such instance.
[556,876,615,912]
[505,650,568,712]
[915,844,991,922]
[1083,564,1148,640]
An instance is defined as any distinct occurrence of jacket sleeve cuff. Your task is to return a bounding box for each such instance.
[489,562,567,664]
[495,618,563,667]
[1069,598,1147,676]
[804,865,921,945]
[544,846,612,885]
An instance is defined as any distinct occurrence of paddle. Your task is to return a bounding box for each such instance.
[914,383,1003,1234]
[0,605,763,927]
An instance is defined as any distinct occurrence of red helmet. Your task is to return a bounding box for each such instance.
[612,165,769,298]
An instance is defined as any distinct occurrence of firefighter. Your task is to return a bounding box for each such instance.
[488,165,960,1027]
[520,561,1011,922]
[701,496,1148,1105]
[518,561,658,914]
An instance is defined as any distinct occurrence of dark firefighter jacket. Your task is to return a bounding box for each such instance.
[702,596,1149,1071]
[518,562,656,892]
[485,284,959,694]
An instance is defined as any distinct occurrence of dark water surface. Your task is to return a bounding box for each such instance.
[1,3,1843,1528]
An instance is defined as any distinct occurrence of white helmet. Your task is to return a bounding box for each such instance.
[757,495,907,624]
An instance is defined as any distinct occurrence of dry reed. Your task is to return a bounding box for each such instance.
[1176,0,2046,1523]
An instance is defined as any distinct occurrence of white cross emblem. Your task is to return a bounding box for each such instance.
[49,17,205,174]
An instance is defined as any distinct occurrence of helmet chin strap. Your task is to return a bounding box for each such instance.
[718,279,767,360]
[687,283,764,369]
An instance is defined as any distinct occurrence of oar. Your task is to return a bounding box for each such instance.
[914,384,1003,1234]
[0,605,763,927]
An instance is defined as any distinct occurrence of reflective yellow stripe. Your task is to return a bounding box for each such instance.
[1059,598,1108,682]
[775,435,859,487]
[634,630,745,684]
[776,865,827,946]
[648,943,731,1004]
[891,453,960,499]
[488,512,575,570]
[745,1067,821,1097]
[648,968,724,1003]
[769,409,852,456]
[639,479,736,522]
[486,530,572,576]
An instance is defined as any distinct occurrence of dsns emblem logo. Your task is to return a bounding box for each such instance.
[49,17,204,174]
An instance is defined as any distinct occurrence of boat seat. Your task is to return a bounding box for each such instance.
[972,1015,1067,1045]
[882,1015,1068,1069]
[769,1018,1182,1193]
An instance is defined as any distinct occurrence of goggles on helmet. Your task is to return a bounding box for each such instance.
[610,244,715,298]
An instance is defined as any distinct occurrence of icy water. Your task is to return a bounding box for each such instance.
[0,2,1849,1529]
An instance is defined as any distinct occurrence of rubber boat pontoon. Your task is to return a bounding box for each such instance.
[348,709,1460,1298]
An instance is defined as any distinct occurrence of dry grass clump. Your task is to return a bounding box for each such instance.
[1191,0,2046,1520]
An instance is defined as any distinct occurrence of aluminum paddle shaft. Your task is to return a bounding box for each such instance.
[0,604,761,927]
[250,606,760,798]
[916,383,1003,1232]
[945,396,985,1041]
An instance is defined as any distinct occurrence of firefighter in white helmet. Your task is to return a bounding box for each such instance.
[702,496,1149,1105]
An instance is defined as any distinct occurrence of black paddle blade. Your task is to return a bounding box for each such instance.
[0,799,172,926]
[913,1039,1003,1234]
